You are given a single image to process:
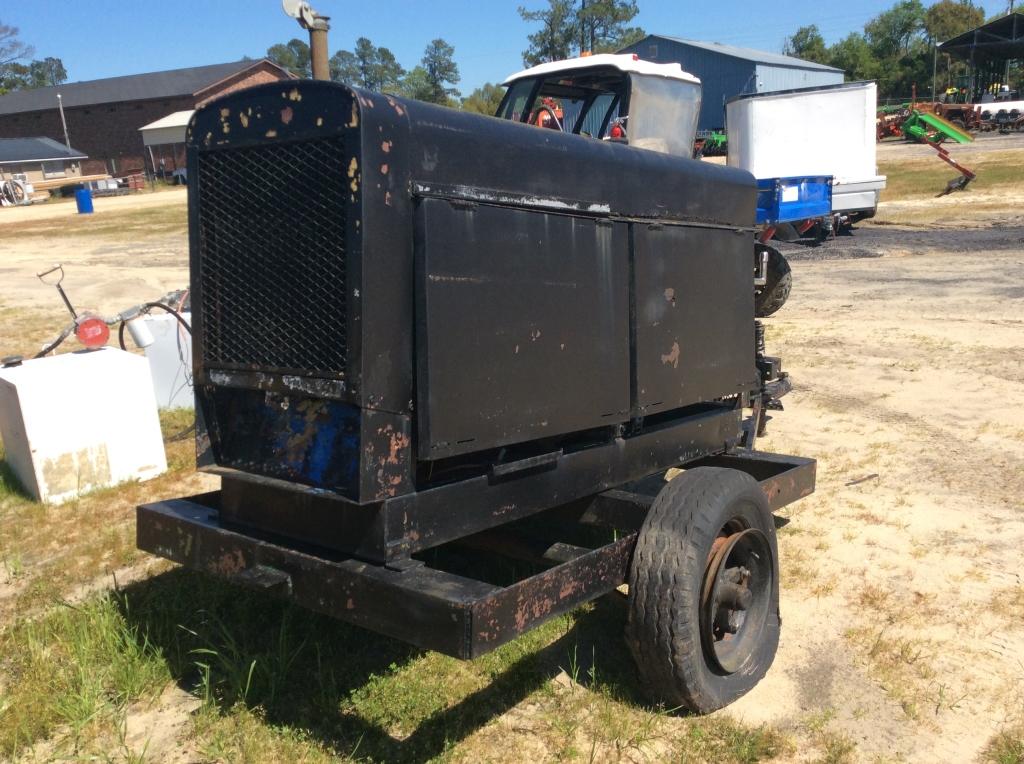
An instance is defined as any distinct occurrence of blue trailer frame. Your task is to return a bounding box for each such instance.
[755,176,832,226]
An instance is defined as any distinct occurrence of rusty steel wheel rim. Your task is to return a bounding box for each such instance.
[700,526,773,674]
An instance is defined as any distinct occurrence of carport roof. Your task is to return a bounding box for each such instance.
[938,12,1024,64]
[0,137,87,164]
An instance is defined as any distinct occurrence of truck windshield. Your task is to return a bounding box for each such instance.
[497,68,700,157]
[497,68,626,139]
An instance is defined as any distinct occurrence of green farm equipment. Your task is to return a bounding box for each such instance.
[901,109,974,145]
[695,129,727,157]
[902,109,977,196]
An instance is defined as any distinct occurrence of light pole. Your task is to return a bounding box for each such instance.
[56,93,71,150]
[281,0,331,80]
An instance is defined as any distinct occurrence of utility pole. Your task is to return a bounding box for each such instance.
[931,44,937,103]
[56,93,71,150]
[580,0,587,54]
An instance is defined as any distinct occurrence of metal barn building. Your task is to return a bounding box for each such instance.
[619,35,844,130]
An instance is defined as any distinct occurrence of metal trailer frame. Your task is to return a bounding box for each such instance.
[138,449,814,659]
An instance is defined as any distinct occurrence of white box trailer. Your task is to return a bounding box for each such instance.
[726,82,886,219]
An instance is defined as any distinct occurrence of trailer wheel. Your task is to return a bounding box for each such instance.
[754,245,791,318]
[626,467,779,714]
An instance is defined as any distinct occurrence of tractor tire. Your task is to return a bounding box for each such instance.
[754,245,791,318]
[625,467,780,714]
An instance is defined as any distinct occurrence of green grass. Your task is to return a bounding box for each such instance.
[0,571,792,762]
[0,200,187,240]
[983,726,1024,764]
[878,148,1024,201]
[0,594,171,755]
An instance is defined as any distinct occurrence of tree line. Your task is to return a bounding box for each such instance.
[266,36,471,109]
[782,0,998,99]
[0,23,67,94]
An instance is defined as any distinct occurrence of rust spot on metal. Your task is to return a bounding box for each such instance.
[664,287,676,305]
[316,116,324,127]
[346,598,355,610]
[210,549,246,576]
[220,107,230,119]
[347,102,359,127]
[348,157,360,193]
[530,329,541,341]
[380,427,410,466]
[384,191,392,206]
[284,399,329,462]
[514,595,555,631]
[288,87,302,101]
[559,580,581,599]
[661,341,680,368]
[385,95,406,116]
[281,106,294,125]
[266,128,278,138]
[239,112,249,128]
[381,140,392,153]
[380,163,388,174]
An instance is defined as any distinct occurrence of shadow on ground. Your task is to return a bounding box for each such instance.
[120,567,645,761]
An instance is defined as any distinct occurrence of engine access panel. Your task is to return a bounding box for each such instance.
[415,199,631,460]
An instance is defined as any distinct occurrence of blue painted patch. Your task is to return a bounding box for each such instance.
[206,387,362,497]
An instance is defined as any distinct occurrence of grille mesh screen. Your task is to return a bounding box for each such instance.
[197,137,349,377]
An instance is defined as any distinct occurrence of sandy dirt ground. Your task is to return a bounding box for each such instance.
[728,230,1024,762]
[0,188,189,317]
[1,163,1022,762]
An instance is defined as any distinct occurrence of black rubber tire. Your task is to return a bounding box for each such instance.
[754,246,791,318]
[625,467,780,714]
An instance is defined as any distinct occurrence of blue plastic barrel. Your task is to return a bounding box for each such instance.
[74,187,94,214]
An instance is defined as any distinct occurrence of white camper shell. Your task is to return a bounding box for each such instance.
[726,82,886,218]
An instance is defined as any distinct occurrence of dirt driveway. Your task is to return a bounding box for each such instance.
[0,188,188,319]
[728,227,1024,761]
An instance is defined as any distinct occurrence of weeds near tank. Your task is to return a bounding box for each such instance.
[0,594,169,756]
[983,726,1024,764]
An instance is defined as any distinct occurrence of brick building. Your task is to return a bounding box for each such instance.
[0,59,293,175]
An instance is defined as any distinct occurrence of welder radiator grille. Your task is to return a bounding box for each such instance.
[197,137,348,377]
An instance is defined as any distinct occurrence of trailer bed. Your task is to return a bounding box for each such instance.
[137,450,814,659]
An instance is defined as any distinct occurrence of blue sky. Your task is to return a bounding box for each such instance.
[5,1,1000,95]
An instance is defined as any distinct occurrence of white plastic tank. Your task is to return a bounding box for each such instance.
[0,348,168,503]
[130,311,193,410]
